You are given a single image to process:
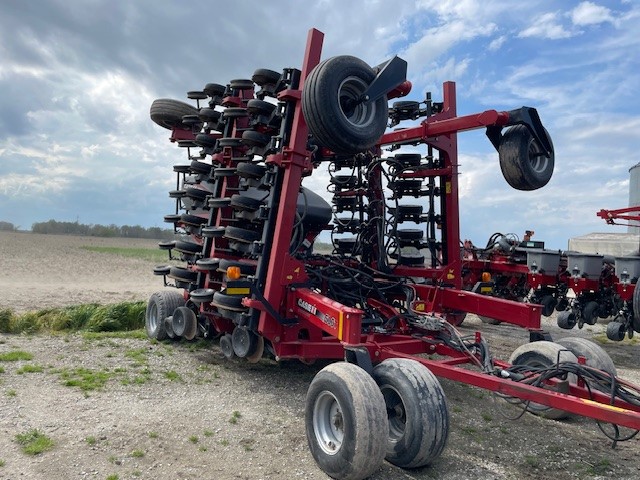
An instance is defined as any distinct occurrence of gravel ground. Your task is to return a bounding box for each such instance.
[0,232,639,480]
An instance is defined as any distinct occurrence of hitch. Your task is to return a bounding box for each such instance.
[486,106,553,157]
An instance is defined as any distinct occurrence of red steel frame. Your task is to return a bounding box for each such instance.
[161,28,640,432]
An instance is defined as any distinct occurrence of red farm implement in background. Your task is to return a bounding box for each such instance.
[147,28,640,480]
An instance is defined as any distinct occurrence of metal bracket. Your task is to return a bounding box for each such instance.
[344,347,374,375]
[361,56,408,104]
[486,107,552,157]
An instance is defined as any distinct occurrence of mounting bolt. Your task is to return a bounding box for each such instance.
[274,336,280,342]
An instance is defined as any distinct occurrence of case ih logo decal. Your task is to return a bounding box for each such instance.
[297,298,336,328]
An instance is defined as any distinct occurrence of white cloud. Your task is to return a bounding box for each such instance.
[488,35,507,51]
[518,12,575,39]
[570,1,614,26]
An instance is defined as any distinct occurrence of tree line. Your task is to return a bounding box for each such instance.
[29,220,174,239]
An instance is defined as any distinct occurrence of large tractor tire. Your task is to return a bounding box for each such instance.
[499,125,554,191]
[150,99,199,130]
[302,55,388,154]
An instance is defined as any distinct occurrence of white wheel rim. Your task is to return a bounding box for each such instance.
[313,390,344,455]
[148,304,158,331]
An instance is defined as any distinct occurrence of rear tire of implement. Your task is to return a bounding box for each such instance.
[582,301,600,325]
[372,359,449,468]
[498,125,554,191]
[540,295,557,317]
[302,55,388,154]
[555,337,616,376]
[150,99,199,130]
[508,341,578,419]
[606,321,626,341]
[306,362,388,480]
[557,310,576,329]
[145,291,185,340]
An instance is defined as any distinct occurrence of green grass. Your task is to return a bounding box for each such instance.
[16,364,44,374]
[86,436,97,446]
[59,367,113,391]
[0,459,5,467]
[0,351,33,362]
[148,431,159,439]
[189,435,198,444]
[229,411,242,424]
[81,245,169,263]
[106,475,119,480]
[0,302,146,334]
[6,389,17,397]
[203,429,213,437]
[0,366,4,374]
[165,370,181,382]
[15,429,54,455]
[130,449,144,458]
[124,348,148,365]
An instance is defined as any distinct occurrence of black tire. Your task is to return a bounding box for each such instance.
[241,130,272,148]
[180,213,207,226]
[606,321,626,341]
[252,68,281,86]
[190,288,215,303]
[190,160,212,175]
[306,362,387,480]
[150,99,198,130]
[232,326,259,358]
[229,79,254,90]
[302,55,388,154]
[372,359,449,468]
[557,310,576,329]
[203,83,226,97]
[145,291,185,340]
[172,306,198,340]
[540,295,557,317]
[212,291,246,311]
[237,162,266,179]
[169,266,198,283]
[185,187,209,201]
[247,99,277,116]
[174,240,202,255]
[222,107,248,119]
[164,316,176,339]
[219,334,235,359]
[198,107,221,123]
[498,125,554,191]
[187,90,207,100]
[224,226,261,243]
[555,337,616,376]
[195,133,217,148]
[582,301,600,325]
[230,194,263,212]
[508,341,578,419]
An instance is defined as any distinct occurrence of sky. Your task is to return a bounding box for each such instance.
[0,0,638,249]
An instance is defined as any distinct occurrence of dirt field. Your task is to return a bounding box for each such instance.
[0,231,639,479]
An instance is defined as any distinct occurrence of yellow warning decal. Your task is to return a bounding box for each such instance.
[338,311,344,341]
[446,182,451,194]
[226,288,250,295]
